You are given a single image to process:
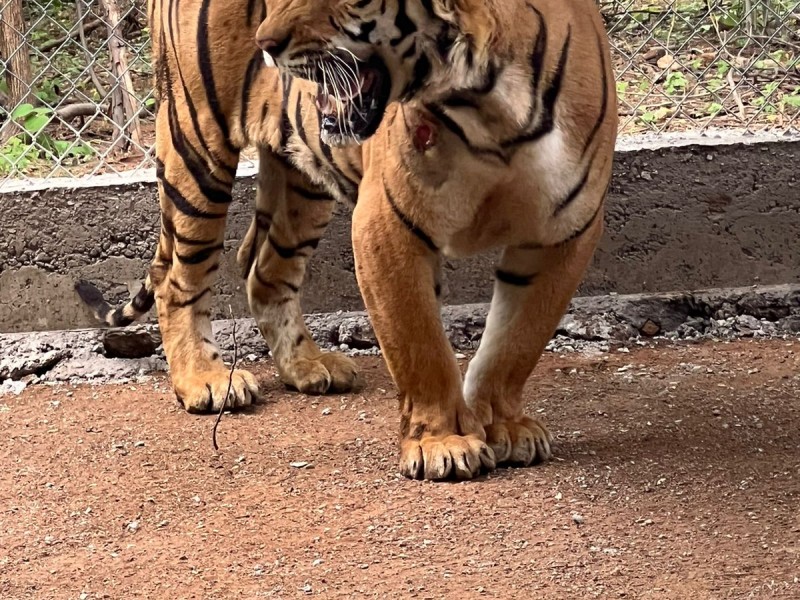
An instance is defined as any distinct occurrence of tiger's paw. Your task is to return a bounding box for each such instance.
[281,351,360,395]
[174,368,260,414]
[486,416,554,467]
[400,434,496,481]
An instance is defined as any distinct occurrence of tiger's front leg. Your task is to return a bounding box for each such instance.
[352,179,496,481]
[464,208,606,466]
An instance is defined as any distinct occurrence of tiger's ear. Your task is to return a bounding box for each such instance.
[431,0,496,56]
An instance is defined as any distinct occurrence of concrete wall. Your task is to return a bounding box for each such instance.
[1,132,798,334]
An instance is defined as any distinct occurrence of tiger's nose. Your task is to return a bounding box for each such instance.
[256,33,291,59]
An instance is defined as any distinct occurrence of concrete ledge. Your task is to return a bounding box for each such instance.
[2,284,798,387]
[1,132,798,334]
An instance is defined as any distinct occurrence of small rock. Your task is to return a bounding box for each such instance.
[290,461,313,469]
[0,380,27,395]
[126,520,139,532]
[102,330,160,359]
[321,407,332,416]
[572,513,585,525]
[639,319,661,337]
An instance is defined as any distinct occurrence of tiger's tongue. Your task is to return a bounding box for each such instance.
[314,70,375,115]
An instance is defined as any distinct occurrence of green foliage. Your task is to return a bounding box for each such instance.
[1,103,94,175]
[664,72,688,95]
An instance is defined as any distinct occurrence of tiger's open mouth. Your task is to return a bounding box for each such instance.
[294,53,391,146]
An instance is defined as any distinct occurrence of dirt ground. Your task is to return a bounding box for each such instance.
[1,338,799,599]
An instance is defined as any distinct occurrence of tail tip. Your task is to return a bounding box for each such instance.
[74,279,106,308]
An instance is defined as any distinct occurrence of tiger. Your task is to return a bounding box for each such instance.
[76,0,617,481]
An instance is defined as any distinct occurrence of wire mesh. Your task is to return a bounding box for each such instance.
[0,0,798,187]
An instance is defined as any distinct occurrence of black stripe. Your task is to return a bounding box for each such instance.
[240,50,264,137]
[554,148,597,216]
[401,53,431,100]
[170,287,211,308]
[519,199,605,250]
[426,104,508,163]
[393,0,417,44]
[294,94,309,147]
[156,159,225,219]
[383,178,438,252]
[268,235,321,259]
[169,277,188,292]
[441,65,499,110]
[243,237,258,279]
[175,232,217,246]
[254,268,300,294]
[256,210,272,229]
[502,21,571,150]
[131,284,155,312]
[528,6,547,111]
[344,20,376,43]
[110,307,135,327]
[164,14,236,179]
[246,0,265,25]
[197,0,239,156]
[162,215,217,246]
[164,64,232,205]
[279,77,293,148]
[582,30,609,157]
[289,183,334,201]
[176,243,224,265]
[556,200,604,246]
[496,269,536,287]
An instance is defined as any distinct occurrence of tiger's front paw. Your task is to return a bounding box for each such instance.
[486,416,554,466]
[174,368,260,414]
[400,434,496,480]
[281,351,360,395]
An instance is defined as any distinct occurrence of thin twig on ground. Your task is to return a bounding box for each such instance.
[212,306,238,453]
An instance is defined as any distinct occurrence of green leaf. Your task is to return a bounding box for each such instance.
[53,140,71,154]
[23,113,51,134]
[11,103,36,119]
[784,95,800,108]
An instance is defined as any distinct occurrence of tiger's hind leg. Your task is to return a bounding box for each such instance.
[150,90,258,413]
[463,209,604,467]
[238,148,359,395]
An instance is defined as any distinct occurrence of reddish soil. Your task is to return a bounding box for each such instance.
[1,339,799,599]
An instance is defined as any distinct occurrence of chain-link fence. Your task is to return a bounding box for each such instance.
[1,0,799,187]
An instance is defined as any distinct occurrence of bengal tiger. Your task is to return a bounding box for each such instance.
[76,0,617,481]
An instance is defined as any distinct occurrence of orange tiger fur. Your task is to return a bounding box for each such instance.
[77,0,617,480]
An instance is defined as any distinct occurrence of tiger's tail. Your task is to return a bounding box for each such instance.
[75,276,156,327]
